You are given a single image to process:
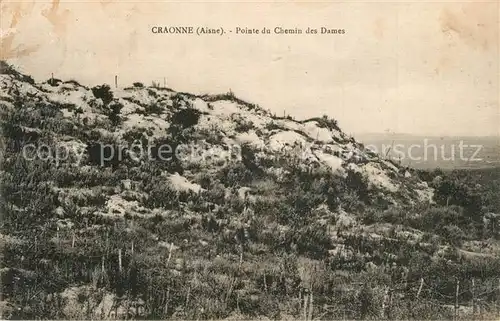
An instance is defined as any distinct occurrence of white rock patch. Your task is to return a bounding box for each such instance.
[193,98,211,113]
[314,150,344,172]
[235,131,265,148]
[303,121,334,143]
[268,131,307,151]
[168,173,204,193]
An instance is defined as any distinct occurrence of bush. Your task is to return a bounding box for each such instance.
[291,223,332,259]
[220,162,254,187]
[86,141,126,168]
[64,79,82,87]
[232,114,255,133]
[235,120,254,132]
[340,189,364,212]
[47,78,62,86]
[107,101,123,126]
[265,121,282,131]
[440,224,465,247]
[346,169,370,202]
[411,206,463,232]
[357,284,380,319]
[301,115,341,132]
[133,82,144,88]
[142,103,164,115]
[142,179,183,209]
[241,143,261,173]
[432,171,483,216]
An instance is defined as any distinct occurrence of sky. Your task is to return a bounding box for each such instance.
[1,0,499,137]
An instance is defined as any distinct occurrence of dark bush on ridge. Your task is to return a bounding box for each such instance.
[91,84,114,106]
[170,108,201,128]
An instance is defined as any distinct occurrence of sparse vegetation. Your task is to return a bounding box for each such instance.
[232,114,255,133]
[64,79,83,87]
[300,114,341,132]
[265,120,283,131]
[140,102,164,115]
[107,100,123,126]
[1,63,500,320]
[47,77,62,86]
[91,84,114,106]
[170,107,201,128]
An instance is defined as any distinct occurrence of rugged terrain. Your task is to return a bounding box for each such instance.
[1,61,499,320]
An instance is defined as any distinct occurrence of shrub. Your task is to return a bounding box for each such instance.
[122,128,148,144]
[107,101,123,126]
[142,103,164,115]
[64,79,82,87]
[440,224,465,247]
[301,115,341,132]
[265,121,282,131]
[170,108,201,128]
[219,162,254,187]
[357,284,381,319]
[234,120,254,132]
[133,82,144,88]
[1,157,59,231]
[91,84,113,106]
[431,170,485,216]
[232,114,255,133]
[411,206,463,232]
[147,89,158,98]
[241,143,261,173]
[143,180,181,209]
[340,189,364,212]
[346,169,370,202]
[197,172,213,189]
[86,141,126,168]
[47,78,62,86]
[291,223,332,259]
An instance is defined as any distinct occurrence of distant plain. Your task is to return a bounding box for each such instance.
[356,134,500,170]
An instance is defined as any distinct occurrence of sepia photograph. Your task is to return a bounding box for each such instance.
[0,0,499,319]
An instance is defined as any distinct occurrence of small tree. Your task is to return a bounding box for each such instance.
[170,108,201,128]
[108,101,123,126]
